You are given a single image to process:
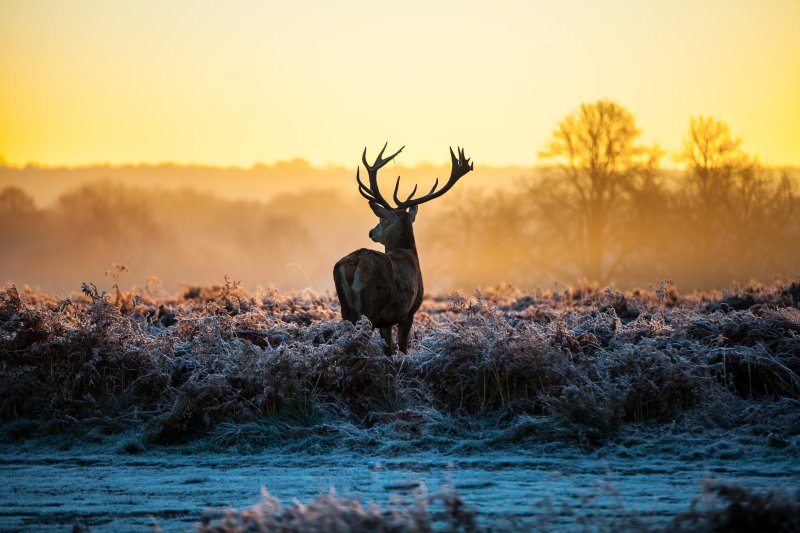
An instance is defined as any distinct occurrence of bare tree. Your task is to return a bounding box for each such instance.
[676,116,798,284]
[532,100,662,284]
[0,186,35,215]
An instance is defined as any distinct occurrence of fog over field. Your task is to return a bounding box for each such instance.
[0,160,526,294]
[2,160,798,296]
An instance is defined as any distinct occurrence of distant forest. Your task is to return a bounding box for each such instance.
[1,101,798,294]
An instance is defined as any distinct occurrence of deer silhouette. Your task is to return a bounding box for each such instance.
[334,144,473,354]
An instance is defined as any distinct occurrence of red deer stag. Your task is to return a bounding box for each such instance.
[334,143,473,355]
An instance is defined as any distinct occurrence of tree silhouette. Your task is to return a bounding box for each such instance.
[532,100,661,283]
[0,186,36,215]
[676,116,797,284]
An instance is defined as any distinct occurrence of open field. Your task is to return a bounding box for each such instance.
[5,1,800,530]
[1,280,799,530]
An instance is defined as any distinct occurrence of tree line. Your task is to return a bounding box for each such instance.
[423,100,798,291]
[1,99,797,293]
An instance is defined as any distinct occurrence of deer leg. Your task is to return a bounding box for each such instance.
[333,263,358,323]
[380,326,394,356]
[398,316,414,354]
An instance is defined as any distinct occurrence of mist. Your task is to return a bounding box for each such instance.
[1,160,797,296]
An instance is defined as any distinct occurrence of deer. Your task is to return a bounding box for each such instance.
[333,143,473,355]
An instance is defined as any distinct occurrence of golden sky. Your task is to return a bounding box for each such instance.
[1,0,798,168]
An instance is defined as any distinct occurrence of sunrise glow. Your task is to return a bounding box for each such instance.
[1,0,798,168]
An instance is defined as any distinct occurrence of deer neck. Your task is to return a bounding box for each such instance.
[384,220,418,256]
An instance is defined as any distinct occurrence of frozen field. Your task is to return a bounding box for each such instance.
[2,432,798,531]
[2,281,799,530]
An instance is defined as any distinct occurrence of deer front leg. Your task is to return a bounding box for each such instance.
[380,326,394,356]
[398,315,414,354]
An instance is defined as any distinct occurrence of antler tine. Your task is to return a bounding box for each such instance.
[361,146,372,170]
[376,141,388,162]
[359,143,405,208]
[393,176,418,206]
[395,146,473,209]
[363,143,405,172]
[356,167,376,202]
[396,176,440,206]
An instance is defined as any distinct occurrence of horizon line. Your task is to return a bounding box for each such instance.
[7,158,800,172]
[0,157,543,171]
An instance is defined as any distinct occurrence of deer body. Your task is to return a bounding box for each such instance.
[334,144,473,355]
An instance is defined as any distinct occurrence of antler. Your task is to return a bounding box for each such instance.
[394,147,473,208]
[356,142,404,209]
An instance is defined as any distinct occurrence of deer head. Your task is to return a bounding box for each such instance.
[367,202,417,246]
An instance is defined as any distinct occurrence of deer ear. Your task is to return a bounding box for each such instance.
[369,201,391,219]
[407,204,418,222]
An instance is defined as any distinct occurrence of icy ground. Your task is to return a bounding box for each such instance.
[1,432,798,531]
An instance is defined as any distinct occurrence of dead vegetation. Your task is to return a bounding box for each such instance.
[672,480,800,533]
[197,487,477,533]
[1,280,799,446]
[193,480,800,533]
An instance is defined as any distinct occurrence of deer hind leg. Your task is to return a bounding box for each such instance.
[398,315,414,354]
[334,262,359,323]
[380,327,394,356]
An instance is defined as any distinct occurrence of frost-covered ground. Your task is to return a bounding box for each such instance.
[1,281,799,530]
[2,433,799,531]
